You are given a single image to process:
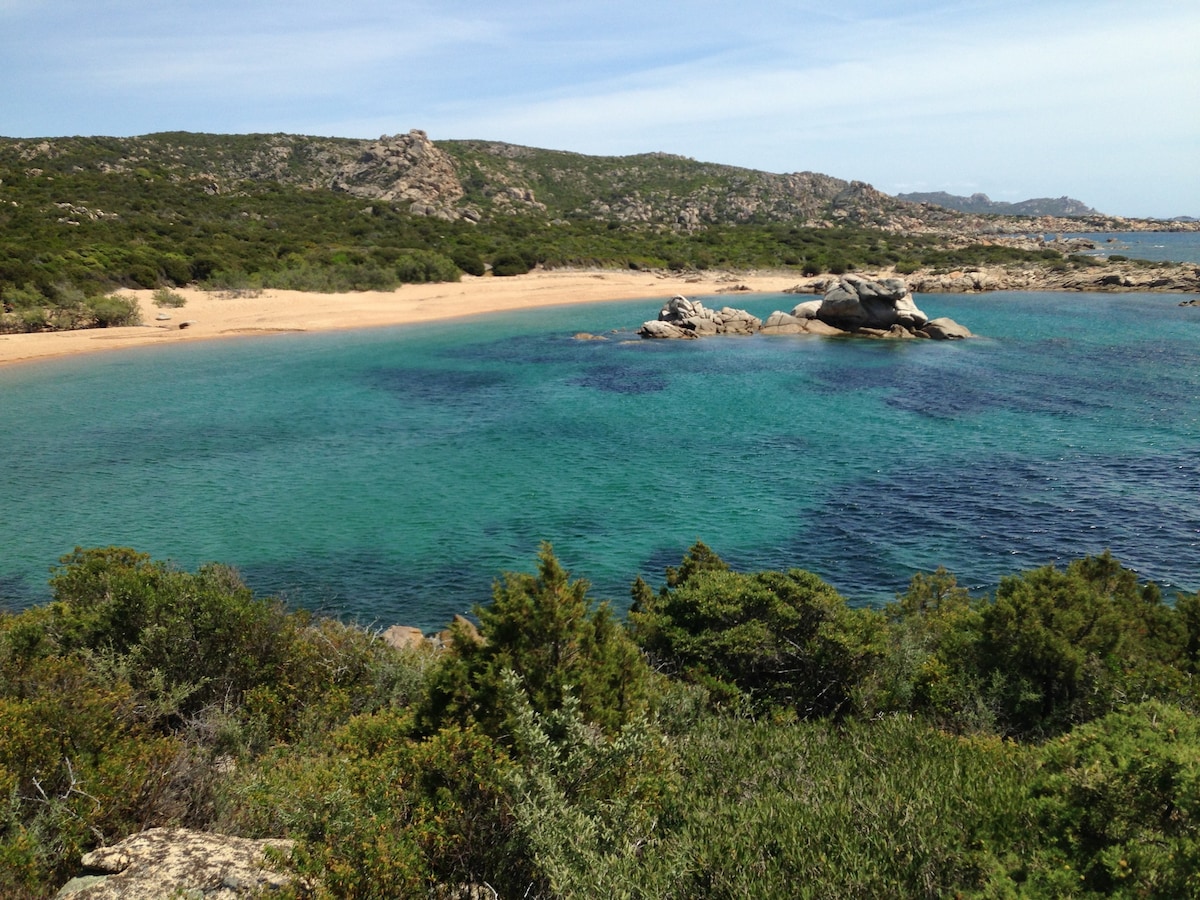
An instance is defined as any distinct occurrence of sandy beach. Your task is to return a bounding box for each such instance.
[0,269,794,368]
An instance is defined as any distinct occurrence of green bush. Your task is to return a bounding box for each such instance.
[151,287,187,308]
[491,252,532,277]
[393,249,460,284]
[84,293,141,327]
[450,248,486,277]
[0,655,180,894]
[630,543,883,717]
[425,543,655,738]
[976,553,1184,737]
[1024,702,1200,896]
[218,713,519,897]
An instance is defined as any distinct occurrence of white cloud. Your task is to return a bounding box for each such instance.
[3,0,1197,215]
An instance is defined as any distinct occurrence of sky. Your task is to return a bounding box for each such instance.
[2,0,1197,219]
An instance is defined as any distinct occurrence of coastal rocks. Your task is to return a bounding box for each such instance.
[759,311,844,336]
[638,278,972,341]
[815,275,929,330]
[918,317,974,340]
[638,295,762,339]
[54,829,295,900]
[380,624,427,651]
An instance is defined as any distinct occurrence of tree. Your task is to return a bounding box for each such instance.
[424,543,654,737]
[977,552,1185,737]
[630,543,882,717]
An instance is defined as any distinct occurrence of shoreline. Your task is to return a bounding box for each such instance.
[0,269,783,369]
[2,262,1197,369]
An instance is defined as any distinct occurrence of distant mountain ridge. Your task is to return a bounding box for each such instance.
[896,191,1099,218]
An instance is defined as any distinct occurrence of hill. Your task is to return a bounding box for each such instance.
[896,190,1099,217]
[1,129,1196,314]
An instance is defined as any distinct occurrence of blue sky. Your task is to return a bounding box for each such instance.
[2,0,1197,218]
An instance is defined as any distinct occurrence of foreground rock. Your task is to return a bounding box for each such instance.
[639,277,972,341]
[55,829,295,899]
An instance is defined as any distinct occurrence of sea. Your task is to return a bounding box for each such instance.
[2,236,1199,629]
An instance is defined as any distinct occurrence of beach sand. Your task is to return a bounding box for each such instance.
[0,269,798,368]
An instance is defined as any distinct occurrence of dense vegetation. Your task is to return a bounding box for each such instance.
[3,542,1200,897]
[1,132,1096,335]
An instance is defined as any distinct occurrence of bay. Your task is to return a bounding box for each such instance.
[2,290,1199,629]
[1066,230,1200,264]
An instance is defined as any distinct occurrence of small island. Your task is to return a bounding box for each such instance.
[639,274,973,340]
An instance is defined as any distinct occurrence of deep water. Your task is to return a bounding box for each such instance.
[2,290,1198,629]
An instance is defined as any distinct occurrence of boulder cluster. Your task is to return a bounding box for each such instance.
[639,276,972,341]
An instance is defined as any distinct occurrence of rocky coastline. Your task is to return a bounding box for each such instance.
[639,276,973,341]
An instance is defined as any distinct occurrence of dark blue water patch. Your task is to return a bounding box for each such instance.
[573,364,670,395]
[436,331,584,369]
[363,365,512,404]
[0,571,47,613]
[237,551,499,631]
[786,449,1200,605]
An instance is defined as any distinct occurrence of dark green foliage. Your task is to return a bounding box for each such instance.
[425,542,654,737]
[976,552,1187,737]
[1025,702,1200,896]
[631,542,882,716]
[491,251,532,276]
[450,247,486,277]
[219,713,519,898]
[6,542,1200,898]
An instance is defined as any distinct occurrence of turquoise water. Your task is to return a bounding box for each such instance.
[3,290,1199,628]
[1066,231,1200,264]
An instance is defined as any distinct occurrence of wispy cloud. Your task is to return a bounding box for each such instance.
[2,0,1197,215]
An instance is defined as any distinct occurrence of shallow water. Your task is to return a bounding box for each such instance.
[3,290,1198,628]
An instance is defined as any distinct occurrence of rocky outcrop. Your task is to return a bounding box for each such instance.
[55,829,295,899]
[330,129,467,219]
[380,624,427,650]
[638,295,762,339]
[639,278,972,341]
[814,275,929,331]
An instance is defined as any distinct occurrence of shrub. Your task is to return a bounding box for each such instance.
[1025,702,1200,896]
[450,248,486,277]
[0,654,180,893]
[151,287,187,308]
[663,713,1032,899]
[393,249,460,284]
[424,543,655,737]
[218,713,519,897]
[976,553,1184,738]
[630,542,883,717]
[491,252,531,277]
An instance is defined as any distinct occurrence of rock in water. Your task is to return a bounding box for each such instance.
[638,295,761,338]
[816,275,929,330]
[637,281,972,340]
[919,317,974,340]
